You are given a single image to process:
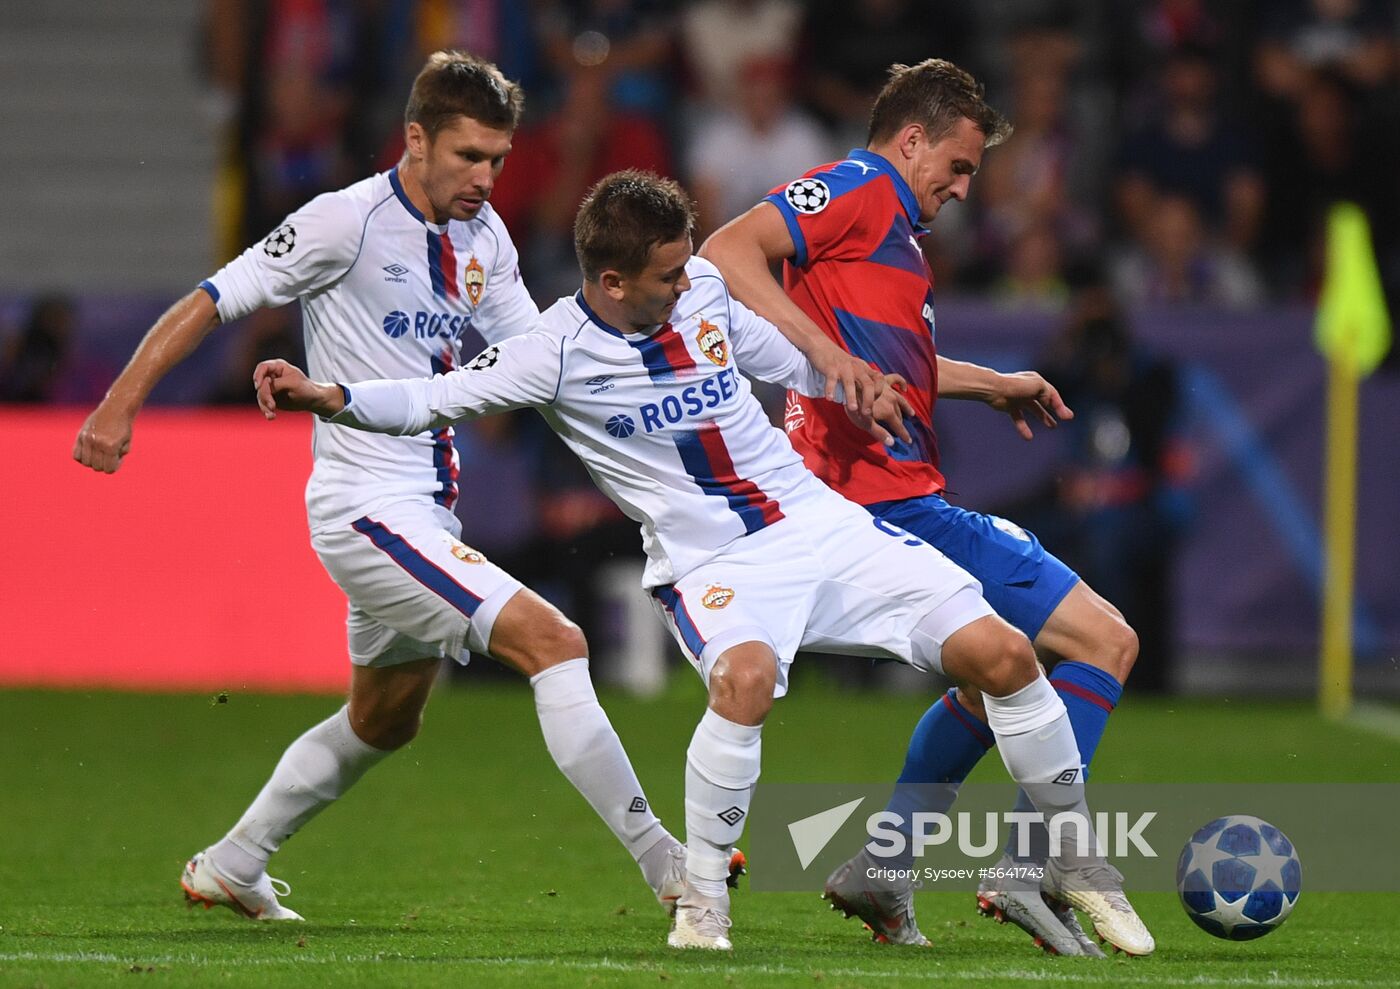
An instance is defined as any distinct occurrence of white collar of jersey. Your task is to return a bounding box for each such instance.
[388,166,450,233]
[575,290,666,339]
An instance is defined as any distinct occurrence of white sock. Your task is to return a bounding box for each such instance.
[213,705,389,884]
[983,675,1098,866]
[685,709,762,899]
[530,659,670,868]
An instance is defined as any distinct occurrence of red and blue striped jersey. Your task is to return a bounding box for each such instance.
[765,149,946,504]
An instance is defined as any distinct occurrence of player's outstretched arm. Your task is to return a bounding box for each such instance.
[257,336,564,437]
[253,360,344,419]
[937,355,1073,440]
[73,289,221,473]
[701,203,883,415]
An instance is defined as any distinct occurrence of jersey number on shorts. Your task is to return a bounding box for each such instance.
[872,517,925,547]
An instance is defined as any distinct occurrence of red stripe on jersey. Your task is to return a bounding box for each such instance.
[655,324,698,377]
[438,232,460,300]
[696,423,785,527]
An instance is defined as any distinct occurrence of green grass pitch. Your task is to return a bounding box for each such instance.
[2,679,1398,987]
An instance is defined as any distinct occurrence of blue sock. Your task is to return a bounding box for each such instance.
[1003,661,1123,862]
[885,689,994,869]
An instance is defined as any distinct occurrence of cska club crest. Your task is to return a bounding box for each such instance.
[464,256,486,305]
[701,584,735,610]
[696,317,728,367]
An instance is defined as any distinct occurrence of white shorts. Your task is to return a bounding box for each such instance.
[649,491,993,697]
[312,502,523,667]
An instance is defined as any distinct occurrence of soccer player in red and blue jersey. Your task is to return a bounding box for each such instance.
[702,59,1150,957]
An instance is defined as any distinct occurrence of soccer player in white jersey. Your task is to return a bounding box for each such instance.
[72,52,696,922]
[252,170,1152,952]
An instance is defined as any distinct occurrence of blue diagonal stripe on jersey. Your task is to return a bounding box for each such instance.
[673,427,782,534]
[426,229,447,299]
[866,213,929,279]
[830,307,934,395]
[652,584,707,659]
[830,307,937,464]
[351,517,482,617]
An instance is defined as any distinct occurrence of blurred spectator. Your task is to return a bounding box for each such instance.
[0,295,111,404]
[1115,44,1266,254]
[799,0,968,146]
[1256,68,1400,298]
[1104,0,1233,109]
[679,0,802,110]
[685,57,834,239]
[534,0,677,119]
[1030,271,1194,692]
[1254,0,1396,100]
[369,0,547,170]
[993,221,1070,310]
[239,0,359,240]
[971,1,1089,96]
[415,0,541,82]
[972,47,1100,284]
[1135,0,1227,54]
[490,67,673,301]
[1112,195,1265,307]
[205,309,305,406]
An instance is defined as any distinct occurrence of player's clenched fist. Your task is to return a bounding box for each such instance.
[253,359,344,419]
[73,403,135,474]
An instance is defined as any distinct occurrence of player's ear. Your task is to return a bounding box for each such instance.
[599,270,626,301]
[405,122,428,161]
[898,122,925,160]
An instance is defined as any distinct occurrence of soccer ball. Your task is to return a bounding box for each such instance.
[1177,815,1301,940]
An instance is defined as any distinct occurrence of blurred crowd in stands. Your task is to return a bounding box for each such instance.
[196,0,1400,313]
[5,0,1398,688]
[6,0,1400,403]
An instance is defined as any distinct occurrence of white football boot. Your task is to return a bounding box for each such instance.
[180,851,303,921]
[667,889,733,950]
[1043,858,1154,956]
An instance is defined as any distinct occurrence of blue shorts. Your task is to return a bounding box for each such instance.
[866,494,1079,640]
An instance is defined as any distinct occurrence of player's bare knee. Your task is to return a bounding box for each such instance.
[980,629,1039,697]
[707,654,776,724]
[1104,616,1139,682]
[490,600,588,677]
[530,614,588,670]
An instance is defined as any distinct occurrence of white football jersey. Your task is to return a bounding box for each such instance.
[332,257,849,587]
[202,169,541,529]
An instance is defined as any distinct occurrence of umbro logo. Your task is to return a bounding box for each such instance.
[588,374,615,394]
[628,797,648,813]
[718,806,746,827]
[382,262,410,283]
[1052,769,1080,785]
